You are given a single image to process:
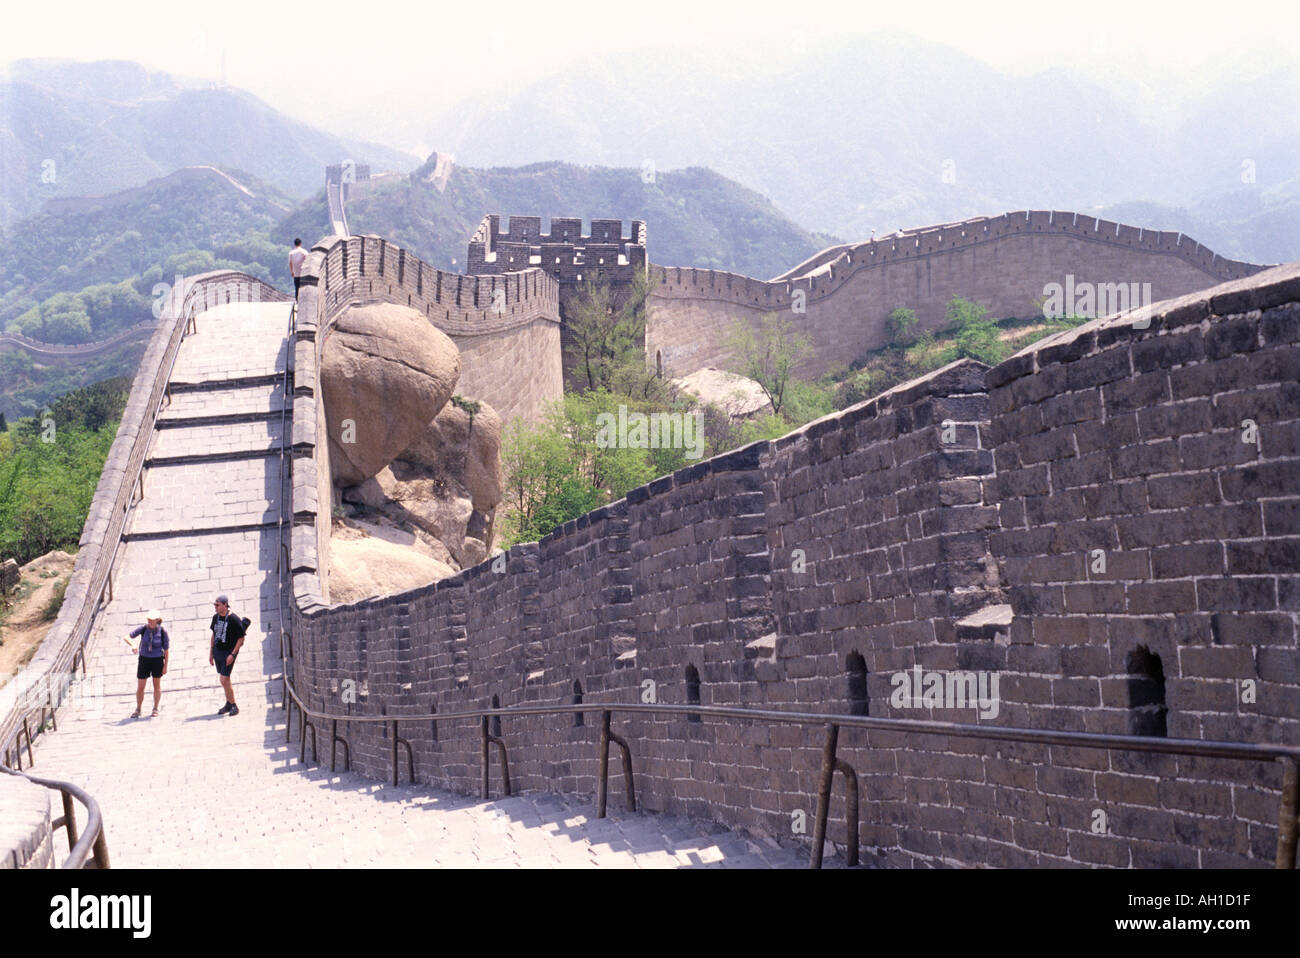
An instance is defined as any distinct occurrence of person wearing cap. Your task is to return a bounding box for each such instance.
[123,610,169,718]
[209,595,247,716]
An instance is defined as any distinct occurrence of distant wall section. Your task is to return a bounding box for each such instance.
[647,210,1267,379]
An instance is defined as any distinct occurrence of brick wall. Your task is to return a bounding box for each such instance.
[288,255,1299,868]
[647,210,1267,380]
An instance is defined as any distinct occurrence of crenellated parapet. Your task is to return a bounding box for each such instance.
[646,210,1271,380]
[467,214,648,284]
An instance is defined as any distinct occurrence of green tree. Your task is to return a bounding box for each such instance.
[724,313,813,416]
[947,297,1011,366]
[886,307,919,347]
[564,271,653,392]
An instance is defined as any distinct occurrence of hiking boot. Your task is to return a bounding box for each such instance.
[217,702,233,715]
[227,704,239,717]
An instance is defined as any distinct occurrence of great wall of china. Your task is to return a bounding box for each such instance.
[4,180,1298,868]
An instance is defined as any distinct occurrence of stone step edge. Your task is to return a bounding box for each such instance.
[122,520,282,541]
[147,447,288,467]
[166,373,285,393]
[156,409,284,428]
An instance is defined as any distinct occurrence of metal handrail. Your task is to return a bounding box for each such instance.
[1,764,110,868]
[276,671,1300,869]
[276,302,296,665]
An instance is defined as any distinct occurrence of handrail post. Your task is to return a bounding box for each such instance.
[810,722,839,869]
[480,716,490,799]
[835,758,859,867]
[91,827,110,869]
[1278,757,1299,869]
[598,710,611,818]
[61,791,79,852]
[21,719,33,768]
[610,726,636,813]
[391,720,399,787]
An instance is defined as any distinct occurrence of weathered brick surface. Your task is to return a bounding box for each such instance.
[284,262,1300,868]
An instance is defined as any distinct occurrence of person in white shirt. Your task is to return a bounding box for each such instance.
[289,238,308,298]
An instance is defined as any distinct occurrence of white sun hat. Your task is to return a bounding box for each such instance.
[146,609,163,622]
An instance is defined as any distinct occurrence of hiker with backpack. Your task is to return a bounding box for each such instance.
[124,609,169,718]
[209,595,249,716]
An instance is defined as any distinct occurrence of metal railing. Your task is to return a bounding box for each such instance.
[1,764,110,868]
[275,303,297,661]
[275,672,1300,870]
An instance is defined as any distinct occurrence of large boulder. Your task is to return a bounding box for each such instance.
[328,521,457,605]
[400,400,504,512]
[343,461,483,568]
[671,366,772,419]
[321,303,461,486]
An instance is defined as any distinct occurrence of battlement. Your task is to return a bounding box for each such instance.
[467,213,648,282]
[325,162,371,185]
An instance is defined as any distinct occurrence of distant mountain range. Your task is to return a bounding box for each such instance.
[281,157,835,277]
[421,31,1300,265]
[0,59,418,227]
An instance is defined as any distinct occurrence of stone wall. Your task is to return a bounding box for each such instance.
[467,214,648,282]
[0,775,54,868]
[647,210,1267,380]
[288,259,1299,868]
[319,234,562,427]
[467,215,648,385]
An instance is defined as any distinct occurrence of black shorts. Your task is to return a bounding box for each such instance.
[137,657,164,680]
[214,648,237,676]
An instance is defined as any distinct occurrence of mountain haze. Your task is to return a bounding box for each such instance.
[281,157,835,278]
[423,31,1300,264]
[0,59,419,227]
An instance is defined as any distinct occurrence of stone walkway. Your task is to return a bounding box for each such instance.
[26,299,811,869]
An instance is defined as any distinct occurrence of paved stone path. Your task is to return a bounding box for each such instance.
[27,299,811,868]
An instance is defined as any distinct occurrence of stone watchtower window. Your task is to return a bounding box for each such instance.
[1126,646,1168,738]
[491,694,502,738]
[846,652,868,716]
[685,665,701,723]
[573,680,584,727]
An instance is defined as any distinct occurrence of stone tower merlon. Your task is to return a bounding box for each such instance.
[325,163,372,185]
[467,214,648,283]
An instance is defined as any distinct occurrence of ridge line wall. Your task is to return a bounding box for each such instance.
[647,210,1269,381]
[288,260,1300,868]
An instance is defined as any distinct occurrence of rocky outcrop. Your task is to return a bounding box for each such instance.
[400,401,504,512]
[671,367,772,419]
[321,303,461,486]
[339,398,505,580]
[327,520,457,606]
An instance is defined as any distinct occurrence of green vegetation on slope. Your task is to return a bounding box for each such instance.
[0,378,131,565]
[1,166,294,340]
[498,296,1093,545]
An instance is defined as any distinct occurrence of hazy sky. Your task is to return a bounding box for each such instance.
[4,0,1298,151]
